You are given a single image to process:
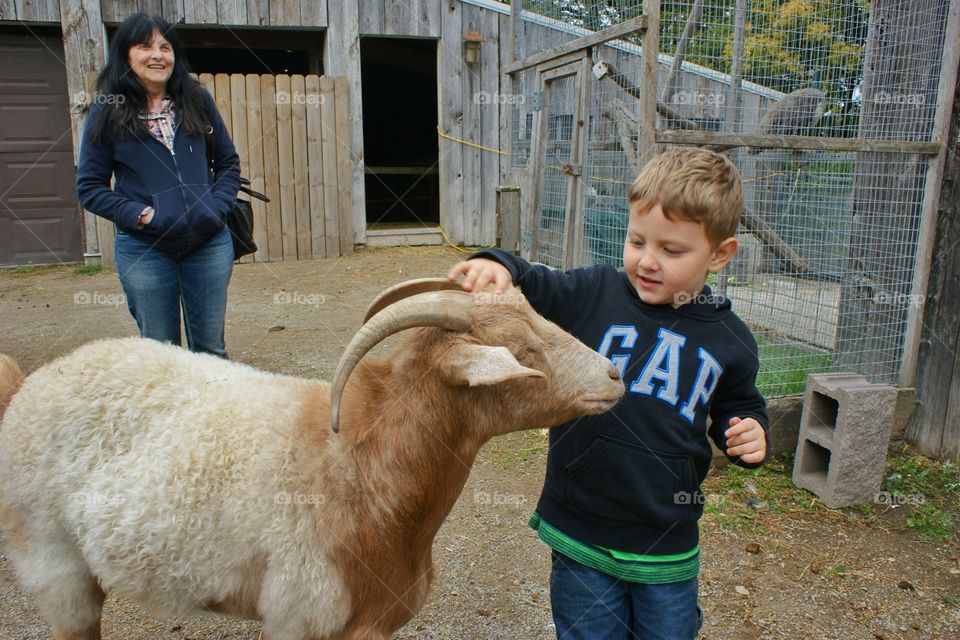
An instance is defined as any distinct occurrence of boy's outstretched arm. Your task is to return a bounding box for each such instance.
[448,258,514,294]
[724,416,767,465]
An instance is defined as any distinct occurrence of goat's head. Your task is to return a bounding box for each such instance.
[330,278,624,435]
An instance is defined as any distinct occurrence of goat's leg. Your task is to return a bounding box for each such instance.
[2,519,105,640]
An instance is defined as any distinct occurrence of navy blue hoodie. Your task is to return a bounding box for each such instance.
[76,89,240,255]
[475,249,769,556]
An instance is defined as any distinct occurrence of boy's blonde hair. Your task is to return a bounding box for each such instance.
[627,147,743,247]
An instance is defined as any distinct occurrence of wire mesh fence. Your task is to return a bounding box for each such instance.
[507,0,952,397]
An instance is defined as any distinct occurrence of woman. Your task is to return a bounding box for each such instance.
[77,13,240,358]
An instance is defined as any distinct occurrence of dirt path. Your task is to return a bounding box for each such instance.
[0,246,957,639]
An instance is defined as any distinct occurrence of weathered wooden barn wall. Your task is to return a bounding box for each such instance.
[4,0,781,258]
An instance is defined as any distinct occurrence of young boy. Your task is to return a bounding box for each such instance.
[448,147,768,640]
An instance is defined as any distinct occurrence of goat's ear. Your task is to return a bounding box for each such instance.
[442,344,545,387]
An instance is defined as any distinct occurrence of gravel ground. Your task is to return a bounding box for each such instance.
[0,246,958,639]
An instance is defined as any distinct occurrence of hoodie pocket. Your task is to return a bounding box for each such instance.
[150,187,190,238]
[564,435,700,527]
[181,183,223,236]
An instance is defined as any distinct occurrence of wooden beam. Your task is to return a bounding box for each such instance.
[504,14,647,75]
[899,0,960,388]
[638,1,658,167]
[657,129,942,154]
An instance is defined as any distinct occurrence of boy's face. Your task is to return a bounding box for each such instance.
[622,203,737,307]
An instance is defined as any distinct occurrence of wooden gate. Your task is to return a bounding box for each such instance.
[96,73,352,264]
[522,52,591,269]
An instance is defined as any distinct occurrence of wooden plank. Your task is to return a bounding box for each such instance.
[299,0,326,27]
[324,0,365,244]
[229,74,251,263]
[0,0,17,20]
[19,0,61,21]
[260,74,283,261]
[420,0,441,38]
[246,0,269,26]
[217,0,246,25]
[61,0,106,257]
[639,0,658,167]
[161,0,185,24]
[274,75,298,259]
[319,76,340,256]
[100,0,135,23]
[214,73,233,137]
[499,11,513,185]
[504,15,647,75]
[270,0,299,26]
[461,3,482,245]
[657,130,942,155]
[245,74,267,262]
[358,0,384,35]
[184,0,217,24]
[383,0,412,36]
[140,0,164,18]
[478,7,500,245]
[437,0,464,244]
[290,74,312,258]
[198,72,215,98]
[305,75,326,259]
[334,75,353,255]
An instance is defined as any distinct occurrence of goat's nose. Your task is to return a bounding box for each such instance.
[607,362,621,380]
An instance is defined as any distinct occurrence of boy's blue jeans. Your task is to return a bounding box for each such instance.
[550,551,703,640]
[114,226,233,358]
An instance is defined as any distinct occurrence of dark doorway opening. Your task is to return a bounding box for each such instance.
[360,38,439,228]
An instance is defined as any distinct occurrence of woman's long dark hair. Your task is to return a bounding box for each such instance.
[86,13,207,144]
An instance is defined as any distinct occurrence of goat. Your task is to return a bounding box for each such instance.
[0,279,624,640]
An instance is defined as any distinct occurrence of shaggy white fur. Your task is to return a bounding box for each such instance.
[0,338,351,639]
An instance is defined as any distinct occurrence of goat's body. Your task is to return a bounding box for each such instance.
[0,287,624,639]
[0,338,355,638]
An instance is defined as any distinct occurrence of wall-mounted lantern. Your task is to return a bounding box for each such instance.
[463,31,483,65]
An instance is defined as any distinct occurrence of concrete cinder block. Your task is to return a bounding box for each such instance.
[792,373,897,508]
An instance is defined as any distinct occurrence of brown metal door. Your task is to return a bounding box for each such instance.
[0,31,83,266]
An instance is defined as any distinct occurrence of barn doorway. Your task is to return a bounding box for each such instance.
[360,37,439,239]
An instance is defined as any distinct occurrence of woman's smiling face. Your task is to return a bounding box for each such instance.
[128,29,174,95]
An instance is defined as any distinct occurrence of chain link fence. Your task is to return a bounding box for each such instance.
[506,0,952,397]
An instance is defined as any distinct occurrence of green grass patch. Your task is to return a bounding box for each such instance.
[755,337,833,397]
[72,263,107,276]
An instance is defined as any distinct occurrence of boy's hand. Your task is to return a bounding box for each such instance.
[725,417,766,464]
[447,258,513,294]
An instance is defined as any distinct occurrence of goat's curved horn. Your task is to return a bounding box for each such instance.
[362,278,465,324]
[331,290,473,434]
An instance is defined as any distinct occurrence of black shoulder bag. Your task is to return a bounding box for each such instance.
[203,125,268,260]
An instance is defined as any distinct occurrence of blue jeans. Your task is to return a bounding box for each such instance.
[114,226,233,358]
[550,552,703,640]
